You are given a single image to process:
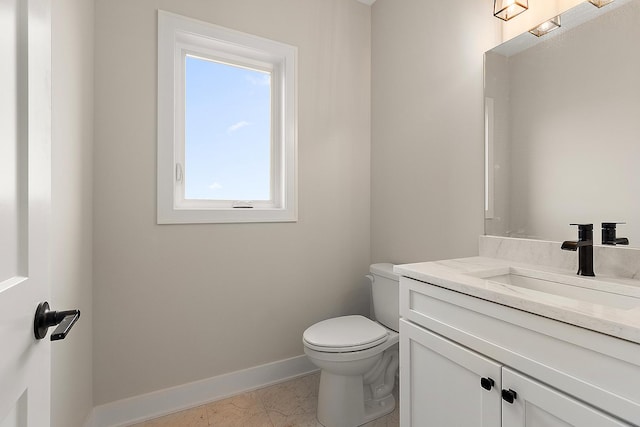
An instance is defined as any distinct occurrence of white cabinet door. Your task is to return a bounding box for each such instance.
[502,368,631,427]
[0,0,52,426]
[400,319,502,427]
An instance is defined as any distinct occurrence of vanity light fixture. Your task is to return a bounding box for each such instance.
[589,0,614,7]
[529,15,561,37]
[494,0,529,21]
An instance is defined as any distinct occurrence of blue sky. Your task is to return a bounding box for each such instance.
[184,55,271,200]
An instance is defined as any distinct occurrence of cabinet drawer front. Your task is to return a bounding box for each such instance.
[400,319,501,427]
[400,276,640,425]
[502,368,632,427]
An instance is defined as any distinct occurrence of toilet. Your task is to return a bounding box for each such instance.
[303,263,399,427]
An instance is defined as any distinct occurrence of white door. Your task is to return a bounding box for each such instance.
[0,0,51,425]
[502,368,631,427]
[399,319,502,427]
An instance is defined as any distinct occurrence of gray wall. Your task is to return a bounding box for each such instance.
[51,0,94,425]
[49,0,509,414]
[93,0,372,405]
[370,0,500,264]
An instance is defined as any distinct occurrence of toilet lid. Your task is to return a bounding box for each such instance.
[303,315,389,352]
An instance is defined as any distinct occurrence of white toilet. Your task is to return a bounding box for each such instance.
[303,263,399,427]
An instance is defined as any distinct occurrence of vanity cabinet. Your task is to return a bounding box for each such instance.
[502,368,627,426]
[399,276,640,427]
[401,319,501,426]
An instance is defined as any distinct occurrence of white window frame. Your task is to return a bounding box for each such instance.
[157,11,297,224]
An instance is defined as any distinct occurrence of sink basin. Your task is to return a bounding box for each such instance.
[470,268,640,310]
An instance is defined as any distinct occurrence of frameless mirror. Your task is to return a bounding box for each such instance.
[484,0,640,247]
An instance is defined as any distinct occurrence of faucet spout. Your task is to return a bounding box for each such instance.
[561,240,591,251]
[561,224,595,277]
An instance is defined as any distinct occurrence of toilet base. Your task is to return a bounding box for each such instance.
[363,393,395,423]
[316,371,395,427]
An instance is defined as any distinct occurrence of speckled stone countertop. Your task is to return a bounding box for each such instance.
[395,256,640,345]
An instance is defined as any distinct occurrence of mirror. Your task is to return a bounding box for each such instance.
[484,0,640,247]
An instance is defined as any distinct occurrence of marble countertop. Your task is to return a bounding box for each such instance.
[395,257,640,345]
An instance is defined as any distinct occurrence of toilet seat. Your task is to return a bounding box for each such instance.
[303,315,389,353]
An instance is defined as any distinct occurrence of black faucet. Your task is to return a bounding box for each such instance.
[602,222,629,246]
[561,223,595,277]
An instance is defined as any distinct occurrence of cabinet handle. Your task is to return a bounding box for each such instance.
[501,389,517,404]
[480,377,495,391]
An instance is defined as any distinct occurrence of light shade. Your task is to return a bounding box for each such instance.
[494,0,529,21]
[529,15,561,37]
[589,0,614,7]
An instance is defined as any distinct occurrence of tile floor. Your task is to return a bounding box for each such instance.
[129,372,399,427]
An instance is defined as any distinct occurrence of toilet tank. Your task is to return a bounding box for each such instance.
[369,263,399,332]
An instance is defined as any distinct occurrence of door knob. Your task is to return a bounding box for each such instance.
[34,302,81,341]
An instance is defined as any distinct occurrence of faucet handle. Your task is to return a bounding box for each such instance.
[602,222,629,245]
[569,223,593,242]
[602,222,625,227]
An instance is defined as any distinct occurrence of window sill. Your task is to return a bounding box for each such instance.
[157,207,297,224]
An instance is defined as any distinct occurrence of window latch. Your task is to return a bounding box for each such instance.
[175,163,183,183]
[232,201,254,209]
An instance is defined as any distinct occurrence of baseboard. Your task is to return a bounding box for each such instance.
[83,409,96,427]
[87,354,317,427]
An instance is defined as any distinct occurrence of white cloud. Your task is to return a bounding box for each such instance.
[246,74,271,86]
[209,182,223,190]
[227,121,250,134]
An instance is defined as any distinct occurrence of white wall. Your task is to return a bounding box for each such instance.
[93,0,371,405]
[51,0,94,425]
[370,0,501,263]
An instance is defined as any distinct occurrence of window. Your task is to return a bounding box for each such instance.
[158,11,297,223]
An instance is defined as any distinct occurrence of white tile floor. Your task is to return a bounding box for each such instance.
[129,372,399,427]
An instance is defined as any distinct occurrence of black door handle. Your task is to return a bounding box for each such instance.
[34,302,81,341]
[502,389,517,404]
[480,377,495,391]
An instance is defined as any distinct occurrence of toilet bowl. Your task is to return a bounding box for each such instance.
[302,264,399,427]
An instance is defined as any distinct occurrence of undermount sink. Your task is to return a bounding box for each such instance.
[470,267,640,310]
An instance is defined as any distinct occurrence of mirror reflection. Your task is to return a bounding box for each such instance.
[484,0,640,247]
